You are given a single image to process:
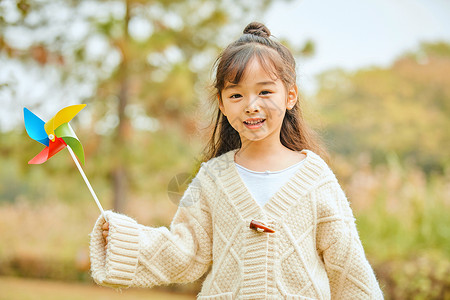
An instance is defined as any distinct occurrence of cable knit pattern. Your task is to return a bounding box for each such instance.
[90,149,384,299]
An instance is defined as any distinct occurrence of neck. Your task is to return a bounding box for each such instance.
[236,138,286,161]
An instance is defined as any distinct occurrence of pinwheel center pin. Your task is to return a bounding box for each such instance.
[48,134,55,141]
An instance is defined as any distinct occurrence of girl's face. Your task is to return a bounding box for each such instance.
[219,57,298,146]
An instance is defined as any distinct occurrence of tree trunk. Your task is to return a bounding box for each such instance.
[113,0,130,212]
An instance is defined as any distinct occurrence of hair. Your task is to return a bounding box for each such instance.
[200,22,329,163]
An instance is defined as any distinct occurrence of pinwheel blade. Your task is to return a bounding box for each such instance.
[23,108,50,146]
[44,104,86,135]
[28,138,67,164]
[55,123,85,165]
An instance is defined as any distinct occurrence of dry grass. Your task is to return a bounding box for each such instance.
[0,276,195,300]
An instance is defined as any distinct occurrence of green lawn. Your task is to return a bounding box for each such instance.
[0,277,195,300]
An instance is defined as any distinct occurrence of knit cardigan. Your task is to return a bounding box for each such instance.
[90,148,384,299]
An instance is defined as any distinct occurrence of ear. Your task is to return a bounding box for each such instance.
[286,84,298,110]
[218,94,226,116]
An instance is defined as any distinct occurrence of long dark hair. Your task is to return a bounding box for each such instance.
[199,22,329,163]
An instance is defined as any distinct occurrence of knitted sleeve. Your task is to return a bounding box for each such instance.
[316,179,384,299]
[89,167,213,289]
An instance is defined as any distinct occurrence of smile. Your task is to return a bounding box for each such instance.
[243,119,265,128]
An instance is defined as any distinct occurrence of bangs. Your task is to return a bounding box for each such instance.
[216,45,282,91]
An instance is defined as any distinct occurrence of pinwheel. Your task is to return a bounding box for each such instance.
[24,104,86,165]
[24,104,105,218]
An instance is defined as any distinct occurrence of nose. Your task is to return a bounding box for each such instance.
[245,99,260,114]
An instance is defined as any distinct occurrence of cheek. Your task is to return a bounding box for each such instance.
[228,115,243,129]
[224,111,245,132]
[261,99,285,117]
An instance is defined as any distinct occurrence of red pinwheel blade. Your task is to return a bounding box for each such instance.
[28,138,67,164]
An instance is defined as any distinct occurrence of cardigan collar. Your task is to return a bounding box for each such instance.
[210,148,328,222]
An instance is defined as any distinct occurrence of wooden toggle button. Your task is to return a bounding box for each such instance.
[249,220,275,233]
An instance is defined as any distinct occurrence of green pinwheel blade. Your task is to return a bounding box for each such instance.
[54,123,85,165]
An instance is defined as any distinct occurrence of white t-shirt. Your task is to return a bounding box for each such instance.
[235,159,306,208]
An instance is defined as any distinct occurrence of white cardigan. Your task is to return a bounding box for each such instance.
[90,148,384,299]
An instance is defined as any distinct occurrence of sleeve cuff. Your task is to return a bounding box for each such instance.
[90,210,140,288]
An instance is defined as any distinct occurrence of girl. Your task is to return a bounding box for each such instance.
[90,22,384,299]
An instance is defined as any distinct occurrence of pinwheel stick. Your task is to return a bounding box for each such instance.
[67,146,106,219]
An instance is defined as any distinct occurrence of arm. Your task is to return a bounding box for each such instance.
[316,179,384,299]
[89,167,213,289]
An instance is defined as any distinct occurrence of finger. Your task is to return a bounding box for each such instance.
[102,222,109,230]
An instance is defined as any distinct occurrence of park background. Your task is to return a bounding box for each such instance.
[0,0,449,299]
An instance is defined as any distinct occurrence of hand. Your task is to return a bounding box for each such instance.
[102,222,109,250]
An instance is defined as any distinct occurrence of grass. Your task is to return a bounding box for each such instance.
[0,276,195,300]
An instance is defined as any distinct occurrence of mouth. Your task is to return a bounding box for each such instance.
[243,118,266,128]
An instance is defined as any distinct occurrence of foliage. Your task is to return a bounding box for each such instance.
[375,253,450,300]
[314,42,450,173]
[333,153,450,299]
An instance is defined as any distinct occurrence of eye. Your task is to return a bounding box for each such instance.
[230,94,242,99]
[260,90,272,96]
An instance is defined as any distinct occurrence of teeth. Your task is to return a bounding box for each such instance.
[245,119,264,125]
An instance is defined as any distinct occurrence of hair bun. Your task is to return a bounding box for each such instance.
[243,22,271,38]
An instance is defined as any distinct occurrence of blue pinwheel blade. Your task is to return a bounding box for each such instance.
[23,108,50,146]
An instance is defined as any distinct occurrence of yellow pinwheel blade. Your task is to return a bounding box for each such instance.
[44,104,86,136]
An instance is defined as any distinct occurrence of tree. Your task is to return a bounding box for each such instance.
[314,42,450,173]
[1,0,291,210]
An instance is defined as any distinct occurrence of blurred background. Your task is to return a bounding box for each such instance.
[0,0,449,299]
